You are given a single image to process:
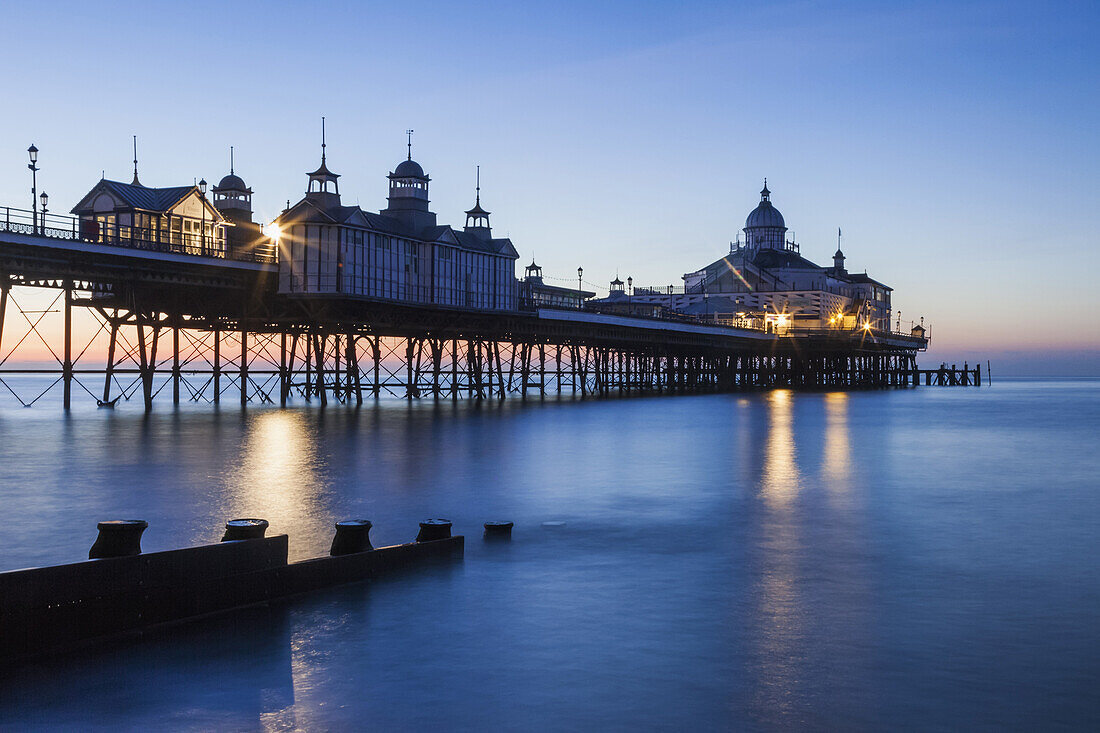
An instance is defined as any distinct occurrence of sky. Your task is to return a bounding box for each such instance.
[0,0,1097,374]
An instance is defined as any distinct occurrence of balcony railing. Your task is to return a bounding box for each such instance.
[1,206,276,264]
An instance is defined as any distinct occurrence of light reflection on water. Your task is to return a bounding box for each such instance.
[0,380,1098,730]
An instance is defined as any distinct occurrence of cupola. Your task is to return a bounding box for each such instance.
[305,118,340,209]
[382,129,436,229]
[464,166,491,239]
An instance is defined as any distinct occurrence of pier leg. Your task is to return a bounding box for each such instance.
[102,311,118,405]
[0,276,8,359]
[63,282,72,410]
[280,332,288,407]
[314,333,327,405]
[406,339,416,400]
[372,336,381,397]
[213,328,221,404]
[240,327,248,406]
[172,321,180,405]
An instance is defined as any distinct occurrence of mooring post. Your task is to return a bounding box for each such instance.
[63,281,72,410]
[89,520,148,559]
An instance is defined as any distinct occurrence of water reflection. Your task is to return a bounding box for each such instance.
[753,389,806,719]
[223,411,327,548]
[822,392,852,491]
[761,390,801,508]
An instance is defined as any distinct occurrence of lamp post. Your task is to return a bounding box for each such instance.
[27,144,39,234]
[577,267,583,310]
[627,276,632,303]
[39,192,48,232]
[198,178,207,255]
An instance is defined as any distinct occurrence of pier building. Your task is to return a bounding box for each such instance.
[621,183,894,332]
[71,178,228,257]
[275,142,519,310]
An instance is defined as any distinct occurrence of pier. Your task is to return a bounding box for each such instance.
[0,203,948,410]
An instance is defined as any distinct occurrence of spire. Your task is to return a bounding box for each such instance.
[406,129,414,160]
[760,178,770,200]
[132,135,141,186]
[230,145,234,175]
[464,165,491,233]
[321,117,327,165]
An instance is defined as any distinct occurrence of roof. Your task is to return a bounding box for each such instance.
[745,199,785,229]
[308,159,339,179]
[214,173,249,192]
[750,248,821,270]
[845,273,892,290]
[276,198,518,259]
[393,159,426,178]
[73,180,196,214]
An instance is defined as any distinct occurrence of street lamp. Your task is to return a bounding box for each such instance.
[577,267,583,309]
[39,192,48,230]
[627,276,632,302]
[198,178,208,255]
[27,144,39,234]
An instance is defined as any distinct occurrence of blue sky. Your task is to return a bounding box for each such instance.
[1,0,1097,371]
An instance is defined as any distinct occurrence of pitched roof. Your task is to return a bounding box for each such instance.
[100,180,195,211]
[750,248,821,270]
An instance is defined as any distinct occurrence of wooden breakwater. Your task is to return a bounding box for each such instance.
[0,520,464,662]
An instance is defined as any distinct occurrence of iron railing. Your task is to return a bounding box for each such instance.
[1,205,276,264]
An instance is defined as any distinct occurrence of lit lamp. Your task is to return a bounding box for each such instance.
[27,144,39,234]
[627,276,633,301]
[39,192,48,229]
[577,267,583,309]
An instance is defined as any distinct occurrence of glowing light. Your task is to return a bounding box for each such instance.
[862,321,872,330]
[262,222,282,240]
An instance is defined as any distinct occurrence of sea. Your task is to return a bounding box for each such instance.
[0,378,1097,731]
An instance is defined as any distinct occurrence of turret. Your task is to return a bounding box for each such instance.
[212,147,253,224]
[381,130,436,230]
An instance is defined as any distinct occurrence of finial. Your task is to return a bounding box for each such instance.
[761,177,769,198]
[321,117,327,163]
[230,145,234,175]
[132,135,141,186]
[475,165,481,205]
[406,129,414,160]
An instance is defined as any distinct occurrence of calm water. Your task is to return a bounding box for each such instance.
[0,380,1097,730]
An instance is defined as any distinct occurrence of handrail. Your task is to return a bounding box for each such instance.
[0,205,276,264]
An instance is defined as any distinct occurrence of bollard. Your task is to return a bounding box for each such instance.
[416,519,452,542]
[330,520,373,556]
[89,520,148,559]
[222,518,269,541]
[483,521,514,539]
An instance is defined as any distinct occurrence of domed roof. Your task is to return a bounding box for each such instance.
[746,201,785,229]
[393,159,426,178]
[744,181,785,229]
[215,173,247,191]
